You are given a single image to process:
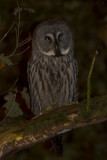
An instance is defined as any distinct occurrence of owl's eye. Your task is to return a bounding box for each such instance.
[45,36,51,41]
[58,33,63,41]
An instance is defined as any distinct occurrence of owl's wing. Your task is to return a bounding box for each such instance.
[72,57,78,101]
[27,57,40,115]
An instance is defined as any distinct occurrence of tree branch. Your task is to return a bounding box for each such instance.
[0,95,107,159]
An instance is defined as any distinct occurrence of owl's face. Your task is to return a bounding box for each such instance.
[33,20,73,57]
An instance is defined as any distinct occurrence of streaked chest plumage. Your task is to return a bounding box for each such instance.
[28,55,75,115]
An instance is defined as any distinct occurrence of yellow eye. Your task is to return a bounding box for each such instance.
[58,33,63,41]
[45,36,51,41]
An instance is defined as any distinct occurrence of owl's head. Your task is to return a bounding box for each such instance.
[32,19,73,57]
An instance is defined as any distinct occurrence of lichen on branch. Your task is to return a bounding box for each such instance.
[0,95,107,160]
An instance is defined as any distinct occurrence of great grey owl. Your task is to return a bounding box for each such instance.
[27,19,78,155]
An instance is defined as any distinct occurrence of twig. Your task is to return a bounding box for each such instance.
[8,2,21,58]
[0,22,15,44]
[0,2,31,62]
[16,1,20,44]
[12,46,30,56]
[7,27,18,57]
[0,78,18,96]
[7,2,31,58]
[22,7,35,13]
[87,50,98,111]
[13,7,35,15]
[18,37,32,47]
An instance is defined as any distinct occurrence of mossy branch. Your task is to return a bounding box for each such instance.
[0,95,107,159]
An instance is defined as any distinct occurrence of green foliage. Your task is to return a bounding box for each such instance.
[76,95,107,121]
[0,54,13,66]
[3,92,23,118]
[21,87,30,109]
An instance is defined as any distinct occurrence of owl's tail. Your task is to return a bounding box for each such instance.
[50,135,63,156]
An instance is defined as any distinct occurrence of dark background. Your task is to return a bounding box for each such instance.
[0,0,107,159]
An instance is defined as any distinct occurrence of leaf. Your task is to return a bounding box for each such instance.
[3,92,23,118]
[0,54,13,66]
[21,87,30,109]
[0,60,5,70]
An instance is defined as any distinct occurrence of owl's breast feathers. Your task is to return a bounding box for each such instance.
[27,55,78,115]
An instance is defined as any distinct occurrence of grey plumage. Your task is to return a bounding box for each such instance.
[28,55,78,114]
[27,19,78,155]
[27,19,78,115]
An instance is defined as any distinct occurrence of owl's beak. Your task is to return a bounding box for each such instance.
[54,42,63,57]
[55,44,58,49]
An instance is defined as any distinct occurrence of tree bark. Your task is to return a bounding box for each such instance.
[0,95,107,159]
